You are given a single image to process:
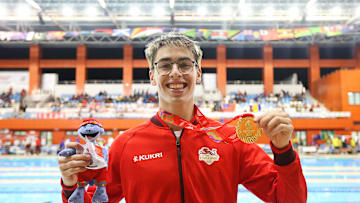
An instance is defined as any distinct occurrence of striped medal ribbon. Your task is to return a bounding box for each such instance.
[157,105,262,144]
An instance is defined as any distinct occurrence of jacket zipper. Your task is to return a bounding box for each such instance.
[174,129,185,203]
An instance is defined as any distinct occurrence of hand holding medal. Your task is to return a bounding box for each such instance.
[222,110,293,147]
[254,110,293,149]
[213,110,293,147]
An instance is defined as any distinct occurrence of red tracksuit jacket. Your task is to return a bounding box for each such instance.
[62,114,307,203]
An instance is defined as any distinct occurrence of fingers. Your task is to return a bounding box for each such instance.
[269,123,294,148]
[256,110,293,148]
[58,153,91,166]
[253,114,263,123]
[267,117,291,132]
[58,143,90,186]
[256,111,290,130]
[58,154,91,176]
[270,123,294,138]
[59,160,87,173]
[61,166,88,177]
[65,142,84,151]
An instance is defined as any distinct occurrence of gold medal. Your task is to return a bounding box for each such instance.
[236,116,262,143]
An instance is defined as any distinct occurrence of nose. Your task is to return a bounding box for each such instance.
[168,63,182,77]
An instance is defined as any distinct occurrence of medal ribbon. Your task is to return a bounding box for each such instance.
[157,105,255,143]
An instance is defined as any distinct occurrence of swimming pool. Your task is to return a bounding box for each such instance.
[1,156,359,203]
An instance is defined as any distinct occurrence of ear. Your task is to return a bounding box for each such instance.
[149,69,157,86]
[196,67,202,84]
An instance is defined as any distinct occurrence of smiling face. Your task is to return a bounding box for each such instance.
[150,45,202,109]
[77,123,104,142]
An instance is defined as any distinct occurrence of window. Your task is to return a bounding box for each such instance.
[14,131,26,136]
[352,131,360,136]
[105,131,113,136]
[294,131,307,146]
[66,131,78,136]
[352,131,360,144]
[321,130,334,140]
[40,131,53,145]
[348,92,360,105]
[0,129,9,134]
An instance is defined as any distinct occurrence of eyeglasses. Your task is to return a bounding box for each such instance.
[154,59,197,76]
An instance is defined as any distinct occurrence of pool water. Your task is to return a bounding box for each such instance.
[1,156,359,203]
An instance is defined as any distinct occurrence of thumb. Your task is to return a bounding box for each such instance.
[254,114,263,124]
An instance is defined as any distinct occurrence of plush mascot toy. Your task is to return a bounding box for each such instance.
[59,119,109,203]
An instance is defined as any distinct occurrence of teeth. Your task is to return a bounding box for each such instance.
[169,84,184,89]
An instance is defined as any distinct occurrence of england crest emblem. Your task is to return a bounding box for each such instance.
[198,147,220,165]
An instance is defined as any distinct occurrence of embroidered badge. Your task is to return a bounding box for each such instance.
[198,147,220,165]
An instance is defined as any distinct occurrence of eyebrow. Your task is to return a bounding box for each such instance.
[155,57,193,63]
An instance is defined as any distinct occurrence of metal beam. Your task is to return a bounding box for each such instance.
[97,0,120,29]
[0,31,359,47]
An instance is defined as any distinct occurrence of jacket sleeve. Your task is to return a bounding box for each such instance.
[105,137,125,203]
[60,179,94,203]
[237,142,307,203]
[61,138,125,203]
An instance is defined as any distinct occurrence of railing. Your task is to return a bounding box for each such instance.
[227,80,263,85]
[226,80,303,85]
[58,80,151,84]
[86,80,123,84]
[0,106,351,120]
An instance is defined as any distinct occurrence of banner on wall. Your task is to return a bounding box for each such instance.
[131,27,163,39]
[0,25,356,42]
[36,112,66,119]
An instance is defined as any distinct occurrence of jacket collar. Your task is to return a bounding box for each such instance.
[150,115,198,127]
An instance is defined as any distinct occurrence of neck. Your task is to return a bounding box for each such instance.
[159,101,195,131]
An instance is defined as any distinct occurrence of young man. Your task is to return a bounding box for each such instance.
[59,32,307,203]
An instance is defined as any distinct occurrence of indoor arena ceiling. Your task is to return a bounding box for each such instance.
[0,0,359,46]
[1,0,359,31]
